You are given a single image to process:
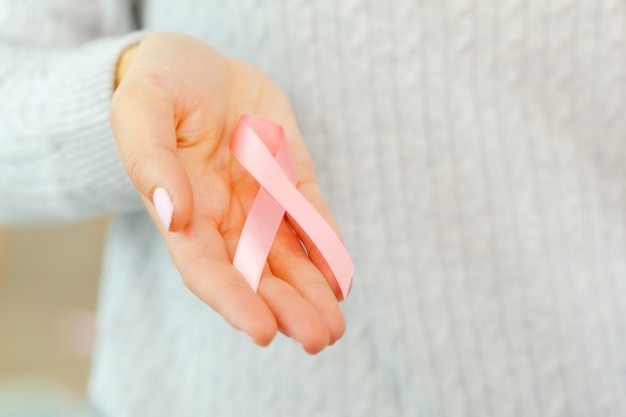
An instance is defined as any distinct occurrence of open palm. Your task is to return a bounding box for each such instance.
[110,33,346,353]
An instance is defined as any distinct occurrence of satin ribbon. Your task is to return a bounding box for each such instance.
[230,115,353,299]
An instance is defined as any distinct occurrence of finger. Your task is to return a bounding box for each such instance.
[110,69,193,232]
[166,216,278,345]
[268,222,346,344]
[220,211,333,351]
[257,275,330,354]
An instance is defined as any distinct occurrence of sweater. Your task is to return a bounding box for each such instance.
[2,1,626,416]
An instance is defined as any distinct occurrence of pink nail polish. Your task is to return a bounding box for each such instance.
[153,187,173,231]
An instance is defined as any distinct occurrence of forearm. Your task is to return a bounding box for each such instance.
[0,34,146,223]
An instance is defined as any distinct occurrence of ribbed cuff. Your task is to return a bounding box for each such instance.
[49,31,148,217]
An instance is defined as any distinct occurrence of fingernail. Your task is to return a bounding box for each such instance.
[153,187,173,231]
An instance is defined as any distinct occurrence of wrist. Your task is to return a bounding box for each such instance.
[115,44,139,89]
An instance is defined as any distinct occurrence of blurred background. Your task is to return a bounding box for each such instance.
[0,219,107,416]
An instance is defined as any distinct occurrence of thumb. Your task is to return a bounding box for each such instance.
[110,73,193,232]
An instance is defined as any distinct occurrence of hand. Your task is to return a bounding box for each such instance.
[110,32,346,353]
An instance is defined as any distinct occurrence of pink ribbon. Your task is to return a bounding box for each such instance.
[230,115,353,299]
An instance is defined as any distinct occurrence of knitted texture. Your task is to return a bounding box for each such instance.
[3,1,626,416]
[0,0,144,221]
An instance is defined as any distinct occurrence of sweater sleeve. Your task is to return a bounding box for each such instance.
[0,3,147,223]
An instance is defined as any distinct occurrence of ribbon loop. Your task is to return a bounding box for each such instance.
[230,115,353,299]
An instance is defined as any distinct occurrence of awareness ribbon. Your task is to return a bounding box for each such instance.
[230,115,354,299]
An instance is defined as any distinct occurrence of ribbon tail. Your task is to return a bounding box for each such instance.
[233,188,285,291]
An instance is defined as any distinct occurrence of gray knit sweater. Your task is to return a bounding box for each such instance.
[2,1,626,416]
